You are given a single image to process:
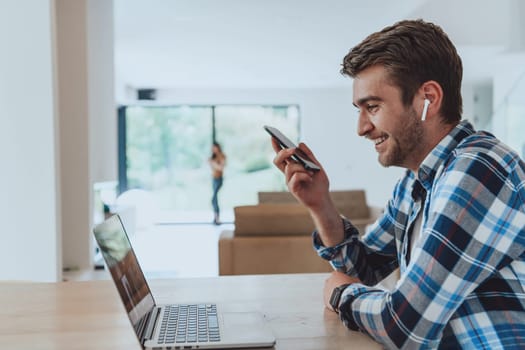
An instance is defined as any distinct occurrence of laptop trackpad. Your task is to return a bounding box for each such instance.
[221,312,275,344]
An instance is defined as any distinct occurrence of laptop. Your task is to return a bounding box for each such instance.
[93,214,276,350]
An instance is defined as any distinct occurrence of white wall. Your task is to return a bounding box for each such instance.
[485,0,525,140]
[491,56,525,143]
[0,0,61,281]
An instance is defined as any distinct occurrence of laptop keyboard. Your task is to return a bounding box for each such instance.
[158,304,221,344]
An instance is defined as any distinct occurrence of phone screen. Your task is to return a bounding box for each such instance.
[264,125,320,171]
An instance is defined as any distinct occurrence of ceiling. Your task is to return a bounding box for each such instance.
[114,0,523,90]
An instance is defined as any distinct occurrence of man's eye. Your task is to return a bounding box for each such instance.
[367,104,379,113]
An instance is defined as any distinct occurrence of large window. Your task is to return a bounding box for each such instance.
[118,104,300,223]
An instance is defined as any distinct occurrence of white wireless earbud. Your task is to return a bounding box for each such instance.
[421,99,430,121]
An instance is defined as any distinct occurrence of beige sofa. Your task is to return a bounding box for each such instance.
[218,190,380,275]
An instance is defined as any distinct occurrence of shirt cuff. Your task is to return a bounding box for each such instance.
[338,284,370,331]
[312,217,360,260]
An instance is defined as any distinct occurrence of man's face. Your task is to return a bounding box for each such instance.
[352,65,423,170]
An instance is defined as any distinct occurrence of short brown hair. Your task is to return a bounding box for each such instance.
[341,19,462,123]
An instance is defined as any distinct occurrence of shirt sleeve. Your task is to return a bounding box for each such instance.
[338,152,525,349]
[313,195,401,285]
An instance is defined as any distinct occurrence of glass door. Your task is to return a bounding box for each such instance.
[123,105,213,222]
[118,104,300,224]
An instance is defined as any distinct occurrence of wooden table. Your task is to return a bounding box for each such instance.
[0,273,382,349]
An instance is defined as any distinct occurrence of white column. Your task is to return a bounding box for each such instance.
[88,0,117,184]
[55,0,92,271]
[57,0,116,272]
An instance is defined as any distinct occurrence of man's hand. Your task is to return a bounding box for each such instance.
[270,137,345,247]
[324,271,362,312]
[271,138,330,210]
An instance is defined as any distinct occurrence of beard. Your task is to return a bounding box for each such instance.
[378,107,424,168]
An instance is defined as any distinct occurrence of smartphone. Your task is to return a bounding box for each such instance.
[264,125,321,171]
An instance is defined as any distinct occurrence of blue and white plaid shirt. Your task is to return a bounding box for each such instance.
[314,120,525,349]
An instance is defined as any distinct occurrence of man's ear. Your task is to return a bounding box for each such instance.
[417,81,443,121]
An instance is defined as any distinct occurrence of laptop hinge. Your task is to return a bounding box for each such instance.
[142,307,161,342]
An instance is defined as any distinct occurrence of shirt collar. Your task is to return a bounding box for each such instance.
[417,120,476,190]
[411,178,426,201]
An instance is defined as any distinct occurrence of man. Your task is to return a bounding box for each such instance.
[271,19,525,349]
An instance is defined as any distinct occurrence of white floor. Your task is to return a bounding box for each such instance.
[64,221,234,281]
[131,222,234,279]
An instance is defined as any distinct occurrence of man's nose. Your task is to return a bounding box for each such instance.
[357,112,373,137]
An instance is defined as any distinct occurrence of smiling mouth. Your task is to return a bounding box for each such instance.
[372,135,388,146]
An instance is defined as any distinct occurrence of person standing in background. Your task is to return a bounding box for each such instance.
[209,142,226,225]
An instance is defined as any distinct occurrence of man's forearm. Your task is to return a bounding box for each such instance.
[309,199,345,247]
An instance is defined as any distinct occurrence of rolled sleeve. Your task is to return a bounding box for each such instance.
[338,284,369,331]
[313,217,360,261]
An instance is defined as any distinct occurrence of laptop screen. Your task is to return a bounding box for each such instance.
[93,215,156,326]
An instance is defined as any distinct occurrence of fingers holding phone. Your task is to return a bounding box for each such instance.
[265,126,329,207]
[265,126,343,248]
[270,137,293,172]
[269,134,317,178]
[271,142,311,183]
[296,142,321,167]
[264,125,321,172]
